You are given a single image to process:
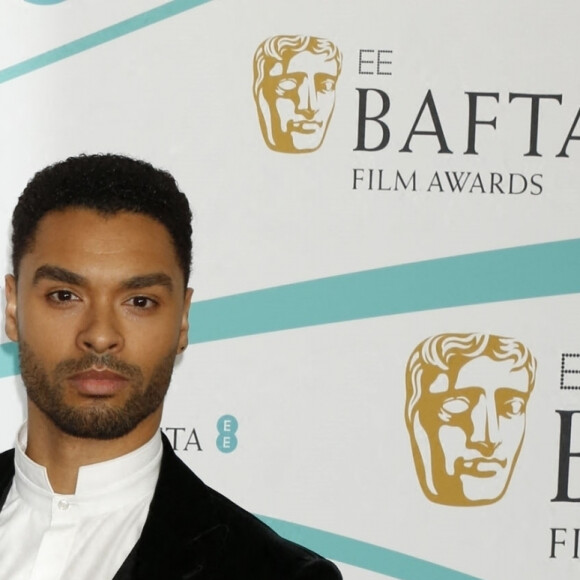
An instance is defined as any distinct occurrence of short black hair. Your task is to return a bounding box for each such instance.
[11,154,192,285]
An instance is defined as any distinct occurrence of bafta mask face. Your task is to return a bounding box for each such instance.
[257,50,338,153]
[411,356,531,505]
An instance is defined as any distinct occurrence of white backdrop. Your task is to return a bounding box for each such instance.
[1,1,580,578]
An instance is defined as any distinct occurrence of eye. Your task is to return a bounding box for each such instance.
[441,397,470,415]
[317,78,336,93]
[125,296,158,309]
[501,397,526,418]
[47,290,80,304]
[437,396,471,423]
[276,78,298,95]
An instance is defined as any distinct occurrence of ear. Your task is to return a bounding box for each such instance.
[177,287,193,354]
[5,275,19,342]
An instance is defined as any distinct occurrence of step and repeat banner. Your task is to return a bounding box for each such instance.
[1,1,579,578]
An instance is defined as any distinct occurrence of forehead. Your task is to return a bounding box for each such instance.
[427,356,529,395]
[269,51,337,77]
[19,208,183,286]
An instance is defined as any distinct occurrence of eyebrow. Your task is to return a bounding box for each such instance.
[33,265,86,286]
[120,273,174,292]
[33,265,174,292]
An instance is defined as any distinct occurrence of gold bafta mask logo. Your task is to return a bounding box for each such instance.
[253,35,342,153]
[405,333,536,506]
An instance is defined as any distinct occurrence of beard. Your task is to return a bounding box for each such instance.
[19,341,176,440]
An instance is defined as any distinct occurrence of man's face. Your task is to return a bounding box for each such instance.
[5,209,192,441]
[259,50,338,152]
[416,357,530,505]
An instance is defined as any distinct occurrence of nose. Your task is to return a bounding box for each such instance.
[76,300,124,354]
[296,77,319,117]
[468,393,500,455]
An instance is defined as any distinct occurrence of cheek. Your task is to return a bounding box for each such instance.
[17,301,77,359]
[438,426,468,475]
[123,316,181,361]
[438,426,468,456]
[318,94,336,119]
[275,99,296,124]
[498,416,526,453]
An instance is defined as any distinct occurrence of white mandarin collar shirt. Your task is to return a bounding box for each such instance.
[0,425,163,580]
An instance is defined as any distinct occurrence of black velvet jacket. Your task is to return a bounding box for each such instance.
[0,436,342,580]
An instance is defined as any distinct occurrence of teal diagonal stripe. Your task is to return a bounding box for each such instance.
[188,238,580,343]
[258,515,481,580]
[0,0,211,84]
[1,239,578,378]
[0,342,19,379]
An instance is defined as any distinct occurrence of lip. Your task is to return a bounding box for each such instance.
[459,457,507,477]
[289,121,322,133]
[68,369,128,396]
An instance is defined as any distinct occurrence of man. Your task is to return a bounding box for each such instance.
[405,332,536,506]
[0,154,342,579]
[253,35,342,153]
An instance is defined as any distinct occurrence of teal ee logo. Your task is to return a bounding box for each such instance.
[216,415,238,453]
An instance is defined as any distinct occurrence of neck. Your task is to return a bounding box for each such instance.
[25,402,161,494]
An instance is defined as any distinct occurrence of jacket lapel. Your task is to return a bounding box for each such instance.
[0,449,15,510]
[114,434,229,580]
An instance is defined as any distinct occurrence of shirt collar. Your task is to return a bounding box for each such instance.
[13,424,162,514]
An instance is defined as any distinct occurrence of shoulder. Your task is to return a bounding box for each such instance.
[203,484,342,579]
[0,448,15,480]
[0,448,14,470]
[146,435,342,579]
[0,448,15,509]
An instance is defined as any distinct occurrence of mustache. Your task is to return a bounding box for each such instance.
[54,353,142,380]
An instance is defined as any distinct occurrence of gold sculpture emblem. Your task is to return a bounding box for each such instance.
[253,35,342,153]
[405,333,536,506]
